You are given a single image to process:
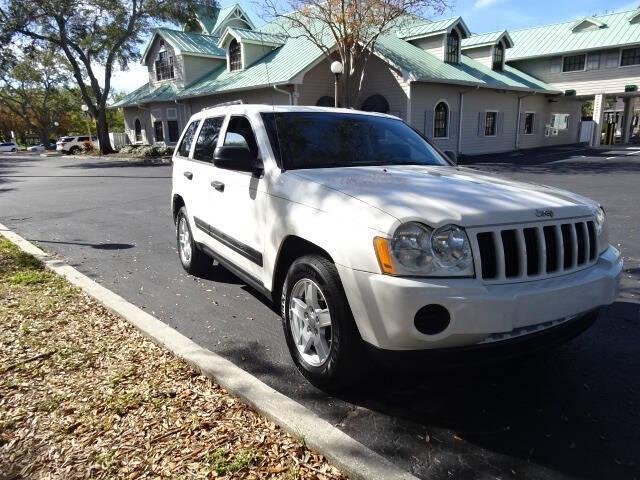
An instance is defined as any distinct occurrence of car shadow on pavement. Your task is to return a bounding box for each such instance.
[328,299,640,480]
[61,160,170,169]
[29,239,135,250]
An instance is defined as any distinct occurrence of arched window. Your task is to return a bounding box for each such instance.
[228,39,242,72]
[493,42,504,70]
[134,119,142,143]
[434,102,449,138]
[361,94,390,113]
[445,29,460,64]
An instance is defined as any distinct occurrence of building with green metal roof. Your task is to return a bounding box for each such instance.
[113,3,601,155]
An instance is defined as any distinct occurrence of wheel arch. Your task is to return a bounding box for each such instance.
[271,235,336,303]
[172,194,185,223]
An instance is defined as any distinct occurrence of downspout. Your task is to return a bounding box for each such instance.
[457,85,479,155]
[273,84,293,105]
[515,92,536,150]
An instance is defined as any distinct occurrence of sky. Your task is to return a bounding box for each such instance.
[109,0,640,93]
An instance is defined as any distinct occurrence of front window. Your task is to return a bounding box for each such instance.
[493,43,504,70]
[224,116,259,157]
[551,113,569,130]
[524,112,535,135]
[261,112,449,170]
[562,54,586,72]
[433,102,449,138]
[445,30,460,64]
[621,47,640,66]
[155,50,175,81]
[485,112,497,136]
[228,39,242,72]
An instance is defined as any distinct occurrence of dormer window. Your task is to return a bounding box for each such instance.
[229,39,242,71]
[155,43,174,81]
[445,29,460,64]
[493,42,504,70]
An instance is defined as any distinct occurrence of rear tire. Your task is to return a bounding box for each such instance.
[282,254,366,391]
[176,207,212,276]
[11,148,16,152]
[69,146,80,154]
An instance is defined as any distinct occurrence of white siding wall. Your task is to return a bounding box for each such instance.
[410,35,445,61]
[182,55,225,85]
[297,60,335,106]
[463,46,493,69]
[242,43,275,70]
[409,83,582,155]
[510,49,640,96]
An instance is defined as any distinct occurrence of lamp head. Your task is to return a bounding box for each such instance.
[330,61,343,75]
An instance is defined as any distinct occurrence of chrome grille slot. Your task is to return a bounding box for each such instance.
[472,217,597,283]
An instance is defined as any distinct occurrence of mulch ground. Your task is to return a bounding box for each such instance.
[0,239,346,479]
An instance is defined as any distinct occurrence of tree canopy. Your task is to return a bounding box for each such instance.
[0,0,217,152]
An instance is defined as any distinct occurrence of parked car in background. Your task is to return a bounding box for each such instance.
[27,143,56,152]
[56,136,98,154]
[171,105,622,391]
[0,142,18,152]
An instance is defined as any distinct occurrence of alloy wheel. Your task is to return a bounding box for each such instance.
[178,216,192,264]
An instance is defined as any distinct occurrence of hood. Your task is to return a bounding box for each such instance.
[290,165,598,229]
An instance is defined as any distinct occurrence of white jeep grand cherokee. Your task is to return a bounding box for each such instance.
[171,104,622,390]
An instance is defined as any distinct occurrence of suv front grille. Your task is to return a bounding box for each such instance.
[472,219,597,282]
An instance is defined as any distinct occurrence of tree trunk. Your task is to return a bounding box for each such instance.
[96,106,114,154]
[38,126,51,146]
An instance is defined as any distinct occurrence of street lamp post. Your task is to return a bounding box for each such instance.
[330,61,343,108]
[81,104,92,138]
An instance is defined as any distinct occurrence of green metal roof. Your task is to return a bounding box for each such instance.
[462,30,513,49]
[141,28,225,63]
[220,27,286,47]
[396,17,470,40]
[111,83,179,108]
[508,9,640,60]
[375,33,558,93]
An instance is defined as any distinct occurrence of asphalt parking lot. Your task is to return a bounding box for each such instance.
[1,146,638,480]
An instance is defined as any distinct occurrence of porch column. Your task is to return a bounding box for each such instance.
[621,97,635,144]
[591,93,606,147]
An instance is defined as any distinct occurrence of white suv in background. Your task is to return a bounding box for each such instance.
[56,135,98,154]
[171,104,622,390]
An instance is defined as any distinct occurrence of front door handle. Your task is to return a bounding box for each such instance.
[211,180,225,192]
[183,171,193,180]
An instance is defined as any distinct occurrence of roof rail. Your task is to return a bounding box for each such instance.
[204,99,244,110]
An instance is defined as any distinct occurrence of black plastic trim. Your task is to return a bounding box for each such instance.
[194,216,263,267]
[197,242,271,299]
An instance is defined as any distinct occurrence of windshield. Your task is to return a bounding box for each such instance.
[261,112,449,170]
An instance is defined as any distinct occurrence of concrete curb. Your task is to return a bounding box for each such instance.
[0,223,418,480]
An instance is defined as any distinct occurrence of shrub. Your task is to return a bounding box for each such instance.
[82,141,95,153]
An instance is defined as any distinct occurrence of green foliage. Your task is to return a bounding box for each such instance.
[206,448,256,475]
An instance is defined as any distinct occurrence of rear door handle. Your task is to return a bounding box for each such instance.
[211,180,225,192]
[183,171,193,180]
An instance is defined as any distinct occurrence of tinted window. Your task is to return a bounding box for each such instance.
[78,136,89,141]
[621,47,640,66]
[261,112,448,170]
[62,137,75,142]
[223,116,258,157]
[193,117,224,162]
[562,54,586,72]
[177,121,199,157]
[168,120,180,143]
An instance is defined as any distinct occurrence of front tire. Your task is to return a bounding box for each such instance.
[282,255,366,391]
[69,146,80,154]
[176,207,212,276]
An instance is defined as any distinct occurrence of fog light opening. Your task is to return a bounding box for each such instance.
[414,304,451,335]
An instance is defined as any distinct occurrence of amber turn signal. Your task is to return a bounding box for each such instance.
[373,237,396,275]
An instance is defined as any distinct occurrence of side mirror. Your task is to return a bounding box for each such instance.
[213,146,262,174]
[444,150,458,165]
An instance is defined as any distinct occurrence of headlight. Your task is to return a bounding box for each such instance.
[374,222,474,277]
[594,206,609,255]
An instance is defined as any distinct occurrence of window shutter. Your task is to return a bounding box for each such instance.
[478,112,485,136]
[519,112,525,134]
[604,51,619,68]
[449,111,457,139]
[550,57,562,73]
[497,112,504,136]
[424,110,434,138]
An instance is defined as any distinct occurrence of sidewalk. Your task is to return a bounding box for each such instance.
[0,238,345,479]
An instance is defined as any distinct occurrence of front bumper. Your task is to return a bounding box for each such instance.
[337,246,622,350]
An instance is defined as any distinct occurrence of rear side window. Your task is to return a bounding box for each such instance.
[177,120,200,157]
[193,117,224,162]
[223,116,259,157]
[62,137,75,142]
[78,136,89,142]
